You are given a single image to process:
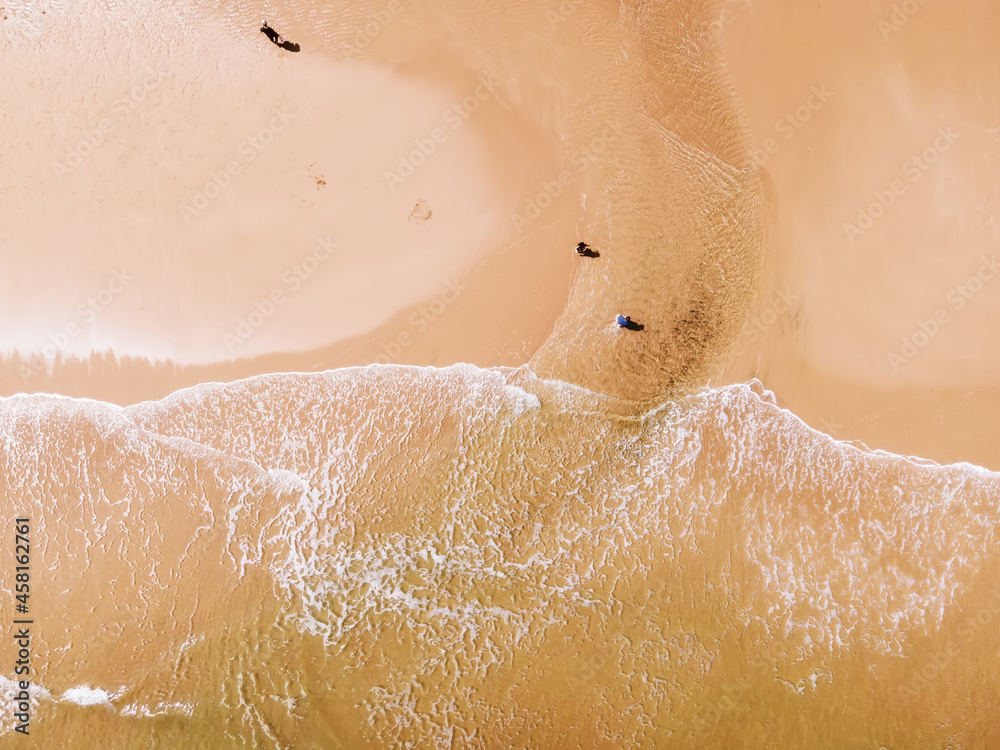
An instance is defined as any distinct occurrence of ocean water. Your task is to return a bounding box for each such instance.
[3,365,999,747]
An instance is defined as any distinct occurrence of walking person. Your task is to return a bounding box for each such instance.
[261,21,284,45]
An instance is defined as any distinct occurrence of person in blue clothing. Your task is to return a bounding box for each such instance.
[617,315,644,330]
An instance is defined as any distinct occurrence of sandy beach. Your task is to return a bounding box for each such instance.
[1,0,578,383]
[5,0,997,475]
[3,0,1000,747]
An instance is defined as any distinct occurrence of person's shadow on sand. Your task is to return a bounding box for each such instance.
[579,248,600,258]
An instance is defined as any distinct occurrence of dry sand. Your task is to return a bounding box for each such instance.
[712,0,1000,470]
[0,0,578,394]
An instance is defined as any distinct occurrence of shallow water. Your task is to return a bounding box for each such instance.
[3,366,1000,746]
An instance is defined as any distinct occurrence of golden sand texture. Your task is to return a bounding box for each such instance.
[1,0,1000,746]
[1,0,764,410]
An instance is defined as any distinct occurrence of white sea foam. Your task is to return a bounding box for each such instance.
[61,686,113,707]
[504,384,542,413]
[119,701,194,718]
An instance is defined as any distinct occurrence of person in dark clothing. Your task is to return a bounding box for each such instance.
[260,21,284,45]
[260,21,301,52]
[576,241,600,258]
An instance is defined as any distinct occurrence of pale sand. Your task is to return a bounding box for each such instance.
[0,214,575,404]
[713,0,1000,470]
[0,0,576,376]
